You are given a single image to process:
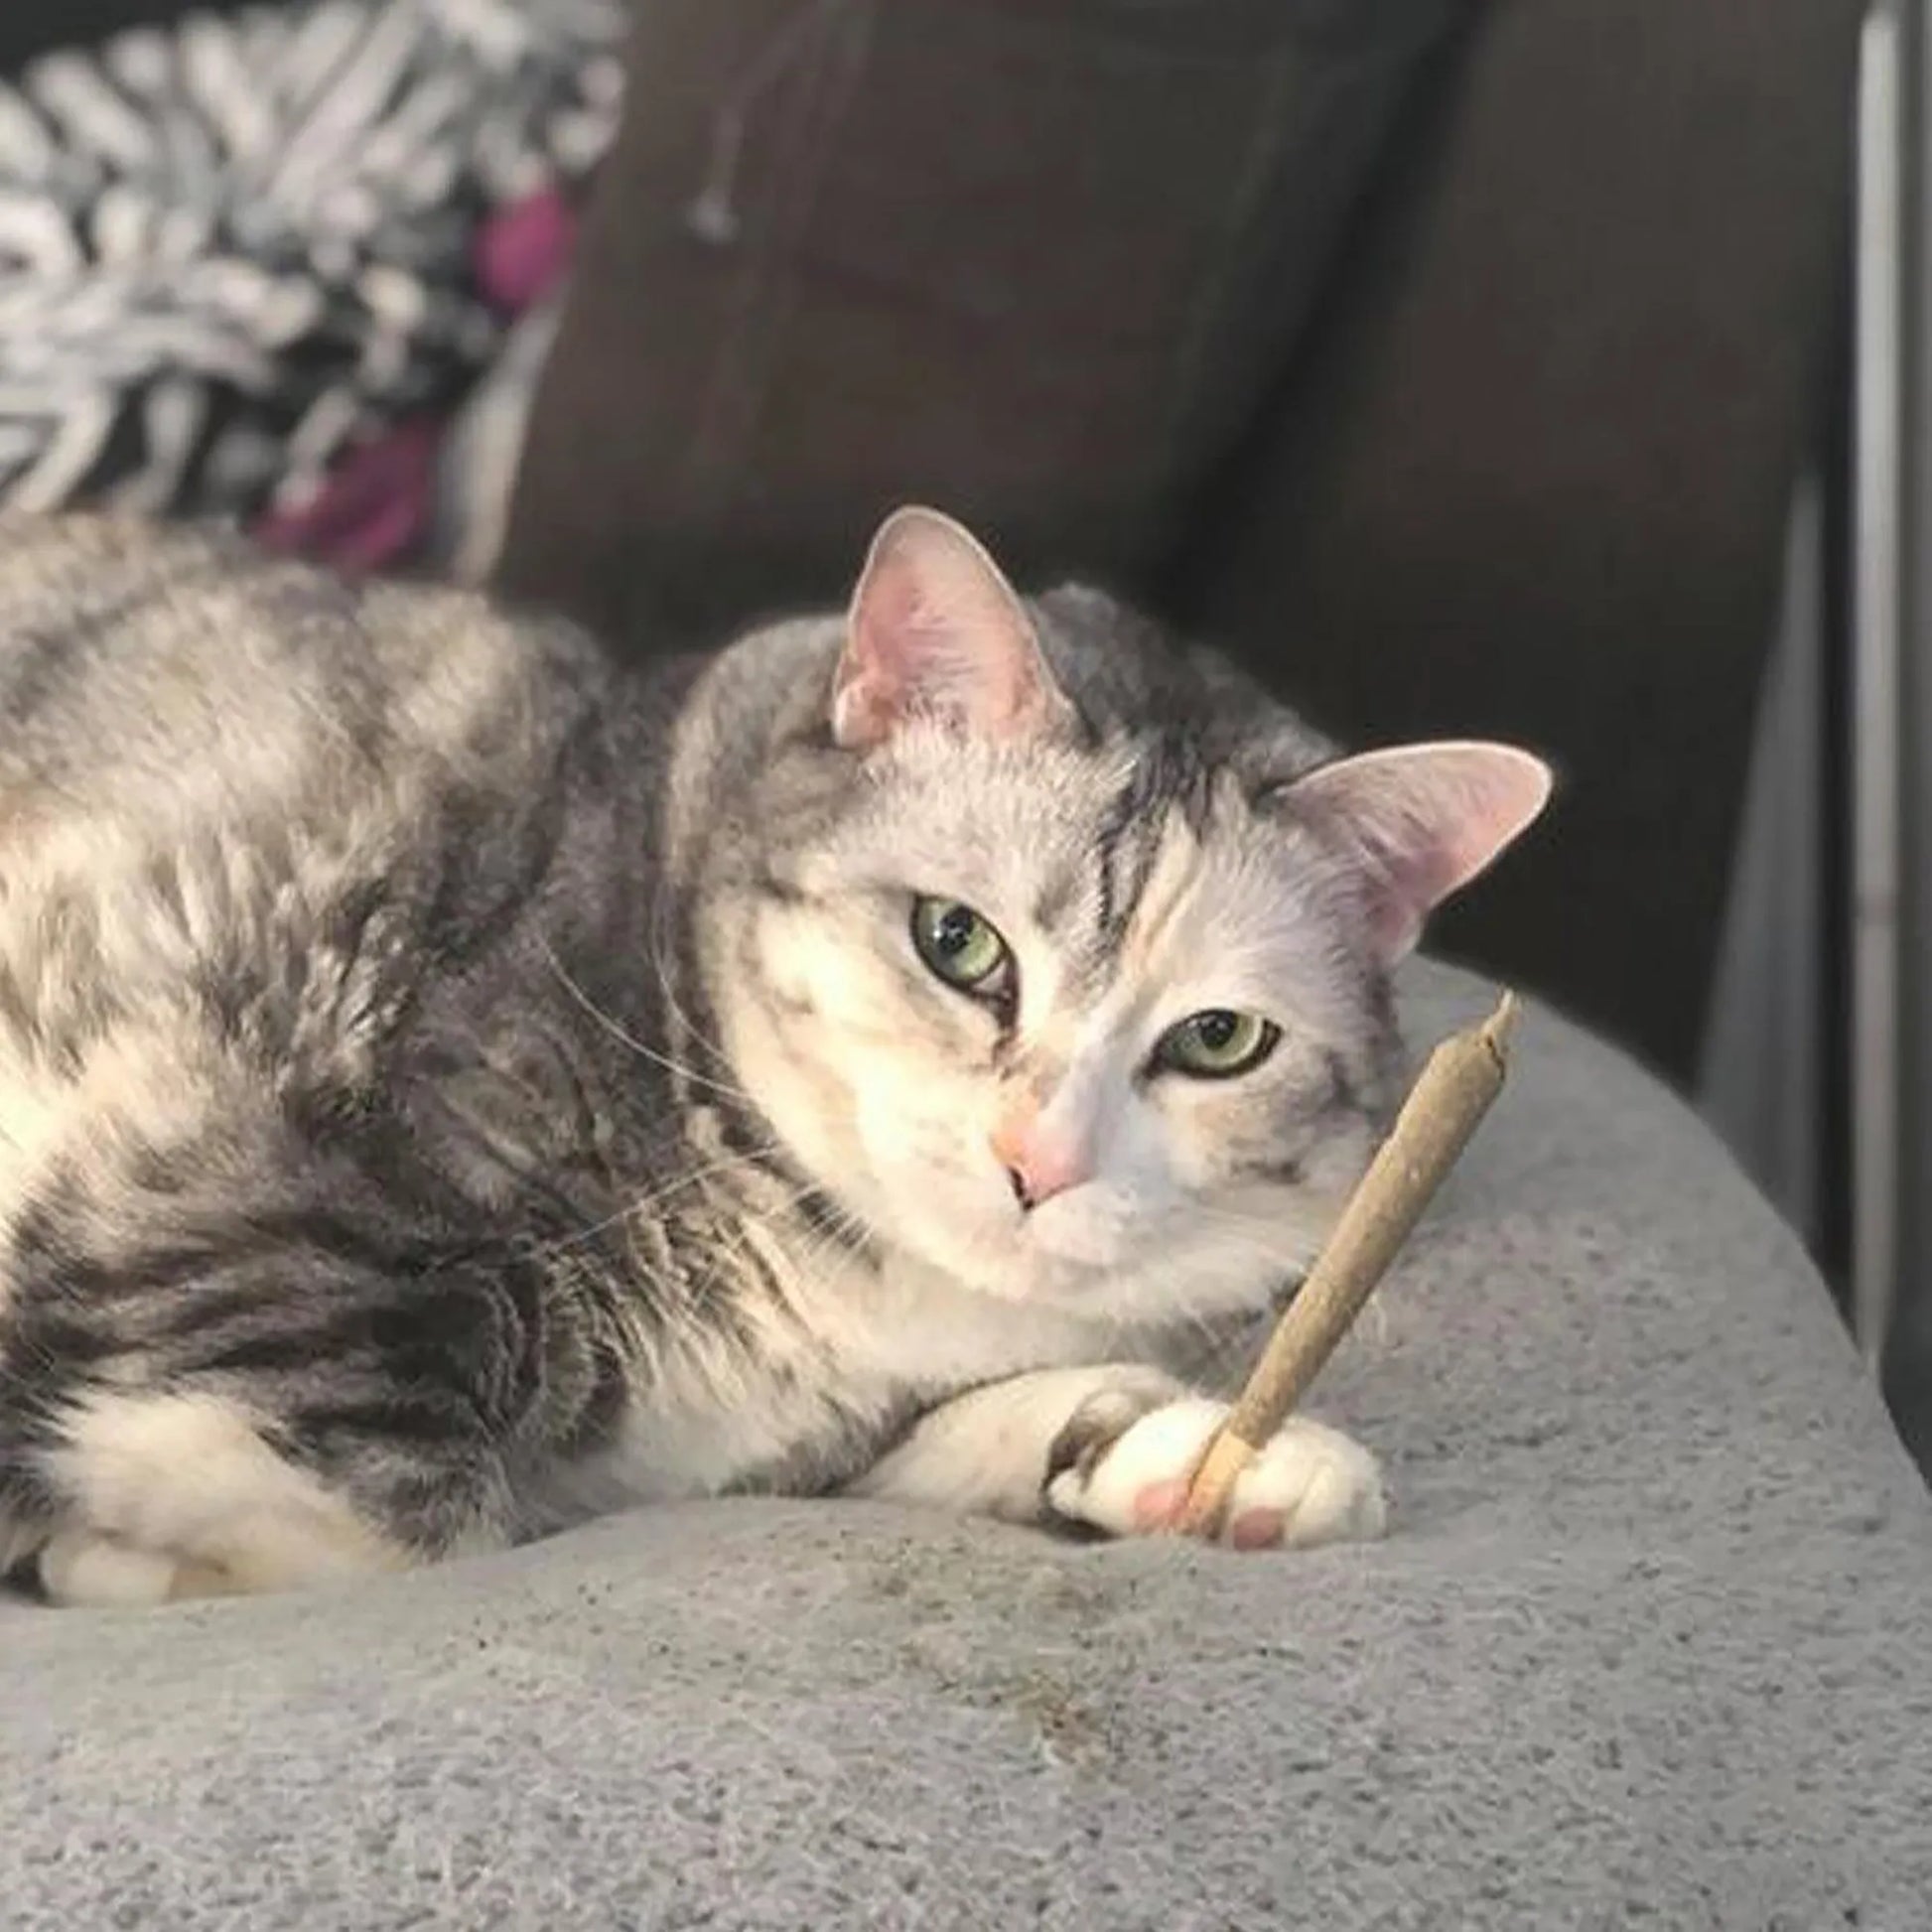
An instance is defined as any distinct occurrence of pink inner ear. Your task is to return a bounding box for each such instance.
[833,506,1063,749]
[1288,742,1553,961]
[834,560,932,747]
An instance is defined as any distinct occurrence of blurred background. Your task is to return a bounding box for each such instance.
[0,3,1917,1458]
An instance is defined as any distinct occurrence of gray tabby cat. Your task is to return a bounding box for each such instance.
[0,505,1549,1607]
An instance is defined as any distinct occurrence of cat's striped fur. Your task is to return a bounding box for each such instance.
[0,507,1548,1603]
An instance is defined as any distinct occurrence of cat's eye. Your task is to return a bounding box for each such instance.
[1153,1009,1280,1080]
[911,897,1013,998]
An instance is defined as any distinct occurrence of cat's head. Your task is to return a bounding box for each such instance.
[717,507,1551,1325]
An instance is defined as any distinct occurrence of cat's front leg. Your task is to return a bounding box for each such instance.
[847,1366,1386,1551]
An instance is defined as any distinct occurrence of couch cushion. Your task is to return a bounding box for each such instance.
[6,962,1931,1928]
[497,0,1458,641]
[1172,0,1865,1089]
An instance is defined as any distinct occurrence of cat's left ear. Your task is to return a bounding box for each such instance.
[832,506,1071,750]
[1281,741,1554,962]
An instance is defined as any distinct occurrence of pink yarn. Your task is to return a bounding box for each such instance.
[252,189,579,570]
[475,188,578,316]
[254,418,441,574]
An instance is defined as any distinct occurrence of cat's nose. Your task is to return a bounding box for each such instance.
[991,1116,1087,1210]
[1003,1159,1080,1211]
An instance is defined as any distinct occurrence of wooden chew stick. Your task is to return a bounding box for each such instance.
[1176,990,1521,1540]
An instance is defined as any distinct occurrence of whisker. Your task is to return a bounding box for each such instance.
[535,930,756,1104]
[642,899,738,1073]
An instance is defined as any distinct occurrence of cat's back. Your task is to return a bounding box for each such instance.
[0,513,615,841]
[0,513,645,1129]
[0,516,660,1263]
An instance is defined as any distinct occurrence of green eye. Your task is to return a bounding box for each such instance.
[911,897,1013,996]
[1155,1009,1280,1079]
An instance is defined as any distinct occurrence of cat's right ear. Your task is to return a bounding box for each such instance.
[832,506,1071,750]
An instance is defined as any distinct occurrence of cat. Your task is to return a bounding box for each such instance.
[0,504,1549,1606]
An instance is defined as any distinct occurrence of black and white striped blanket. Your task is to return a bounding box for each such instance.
[0,0,623,573]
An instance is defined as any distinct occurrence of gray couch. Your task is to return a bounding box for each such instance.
[8,965,1931,1929]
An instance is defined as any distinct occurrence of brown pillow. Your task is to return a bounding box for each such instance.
[497,0,1456,643]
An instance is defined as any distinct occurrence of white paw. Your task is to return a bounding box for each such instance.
[36,1529,235,1607]
[38,1529,183,1606]
[1044,1395,1387,1552]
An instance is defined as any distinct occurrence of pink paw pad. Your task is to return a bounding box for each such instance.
[1131,1479,1188,1531]
[1228,1507,1288,1551]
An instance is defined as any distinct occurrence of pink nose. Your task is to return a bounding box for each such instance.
[990,1113,1088,1211]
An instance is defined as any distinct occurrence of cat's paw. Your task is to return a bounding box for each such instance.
[1043,1394,1386,1551]
[38,1529,183,1606]
[36,1529,236,1606]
